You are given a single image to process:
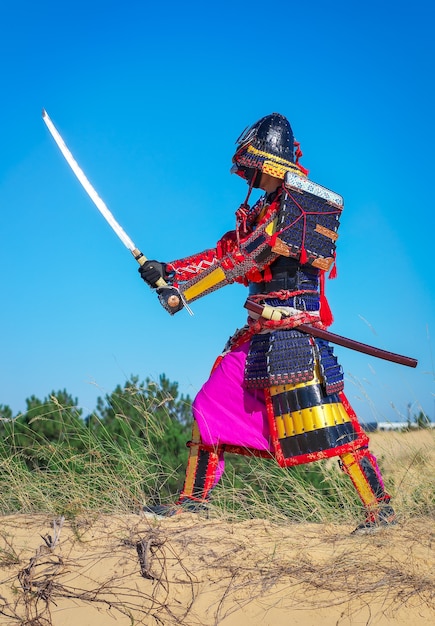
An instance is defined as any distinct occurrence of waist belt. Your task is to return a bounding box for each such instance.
[248,277,320,312]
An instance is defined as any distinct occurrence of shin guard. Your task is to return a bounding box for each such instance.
[178,421,224,505]
[340,447,391,510]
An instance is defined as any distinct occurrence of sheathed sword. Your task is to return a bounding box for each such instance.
[244,299,418,368]
[42,109,181,313]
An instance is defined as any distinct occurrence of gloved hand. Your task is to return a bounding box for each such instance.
[157,286,184,314]
[138,260,168,287]
[138,260,183,315]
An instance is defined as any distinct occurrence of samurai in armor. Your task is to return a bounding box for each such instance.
[139,113,396,534]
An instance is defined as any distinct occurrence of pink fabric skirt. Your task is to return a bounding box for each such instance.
[192,341,273,451]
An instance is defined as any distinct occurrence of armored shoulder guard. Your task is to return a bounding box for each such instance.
[272,172,343,271]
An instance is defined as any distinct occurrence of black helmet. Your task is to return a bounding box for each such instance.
[232,113,302,186]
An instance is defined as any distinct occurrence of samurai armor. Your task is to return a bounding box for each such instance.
[244,329,314,388]
[244,330,344,393]
[265,371,368,467]
[275,172,343,271]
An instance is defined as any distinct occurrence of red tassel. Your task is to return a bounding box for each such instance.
[320,293,334,327]
[269,232,278,248]
[319,271,334,327]
[329,254,337,279]
[300,246,308,264]
[263,266,272,282]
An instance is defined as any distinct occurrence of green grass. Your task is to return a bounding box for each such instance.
[0,411,179,517]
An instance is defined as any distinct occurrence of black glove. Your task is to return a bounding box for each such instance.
[138,260,183,315]
[138,260,168,287]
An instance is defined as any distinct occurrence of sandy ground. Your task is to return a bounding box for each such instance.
[0,512,433,625]
[0,430,433,626]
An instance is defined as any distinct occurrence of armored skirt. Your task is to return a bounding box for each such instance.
[192,331,369,468]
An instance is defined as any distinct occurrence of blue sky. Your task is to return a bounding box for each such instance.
[1,0,434,424]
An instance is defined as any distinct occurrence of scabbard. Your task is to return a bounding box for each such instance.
[297,324,417,368]
[244,299,418,368]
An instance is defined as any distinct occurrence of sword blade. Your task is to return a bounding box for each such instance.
[42,109,184,314]
[42,109,136,251]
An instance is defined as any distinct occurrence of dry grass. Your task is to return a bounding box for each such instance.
[368,429,435,517]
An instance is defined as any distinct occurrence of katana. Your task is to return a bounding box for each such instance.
[42,109,181,312]
[244,299,418,368]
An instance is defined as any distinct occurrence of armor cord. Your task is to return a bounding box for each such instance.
[294,140,309,176]
[236,178,255,243]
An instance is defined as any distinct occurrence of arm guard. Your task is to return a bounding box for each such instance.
[169,200,282,304]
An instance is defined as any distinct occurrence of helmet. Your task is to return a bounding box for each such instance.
[232,113,302,186]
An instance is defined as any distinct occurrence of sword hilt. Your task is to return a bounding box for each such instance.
[132,248,181,310]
